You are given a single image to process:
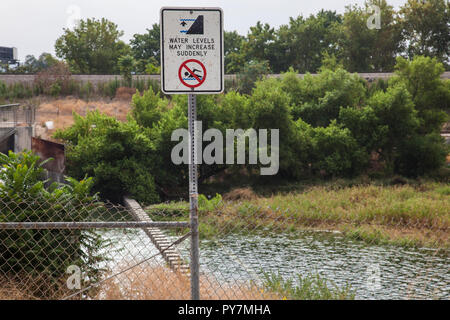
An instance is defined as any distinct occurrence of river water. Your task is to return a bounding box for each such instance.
[101,229,449,300]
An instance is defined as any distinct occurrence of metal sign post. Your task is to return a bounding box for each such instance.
[160,7,224,300]
[188,93,200,300]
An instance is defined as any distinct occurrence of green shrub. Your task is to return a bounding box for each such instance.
[105,78,121,98]
[145,62,160,75]
[50,82,61,97]
[248,78,303,177]
[395,133,448,177]
[63,79,81,96]
[80,81,94,100]
[132,78,146,92]
[290,68,366,126]
[131,88,169,128]
[310,121,368,177]
[368,83,420,169]
[146,79,161,95]
[391,56,450,134]
[198,194,223,212]
[338,105,388,153]
[0,80,7,99]
[54,111,160,204]
[0,151,107,297]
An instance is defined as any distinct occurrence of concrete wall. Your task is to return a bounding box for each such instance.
[1,72,449,86]
[14,127,32,152]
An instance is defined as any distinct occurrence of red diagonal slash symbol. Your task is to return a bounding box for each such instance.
[183,64,202,83]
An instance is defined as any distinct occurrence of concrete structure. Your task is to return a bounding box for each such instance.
[13,127,32,152]
[0,104,34,153]
[0,72,449,86]
[124,197,189,274]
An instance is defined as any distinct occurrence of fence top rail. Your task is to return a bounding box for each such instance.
[0,103,20,109]
[0,221,189,229]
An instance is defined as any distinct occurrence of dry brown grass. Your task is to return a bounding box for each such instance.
[223,187,257,201]
[115,87,137,100]
[98,265,278,300]
[34,97,132,141]
[0,274,73,300]
[0,266,278,300]
[0,279,31,300]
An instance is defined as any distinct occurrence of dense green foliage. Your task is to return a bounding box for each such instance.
[54,56,449,204]
[2,0,448,75]
[55,18,130,74]
[129,24,160,74]
[0,151,106,296]
[54,111,160,204]
[225,0,449,73]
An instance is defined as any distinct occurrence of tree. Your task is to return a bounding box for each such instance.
[18,53,59,73]
[130,24,161,73]
[55,18,130,74]
[336,1,403,72]
[400,0,450,67]
[241,22,277,70]
[370,0,404,72]
[145,59,161,75]
[224,31,245,73]
[288,68,366,127]
[276,11,342,73]
[118,54,135,86]
[390,56,449,134]
[367,83,420,169]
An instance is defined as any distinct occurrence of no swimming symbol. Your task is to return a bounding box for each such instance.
[178,59,207,88]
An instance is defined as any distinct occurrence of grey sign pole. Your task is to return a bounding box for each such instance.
[188,93,200,300]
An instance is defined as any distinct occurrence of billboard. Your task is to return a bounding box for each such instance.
[0,47,18,63]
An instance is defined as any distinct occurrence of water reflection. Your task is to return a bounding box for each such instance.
[100,229,449,300]
[193,232,449,300]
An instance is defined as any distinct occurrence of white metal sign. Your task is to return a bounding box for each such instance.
[160,7,224,94]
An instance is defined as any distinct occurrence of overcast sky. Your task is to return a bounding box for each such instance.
[1,0,408,61]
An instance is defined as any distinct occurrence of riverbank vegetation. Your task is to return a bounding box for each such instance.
[146,180,449,249]
[51,56,449,206]
[262,273,355,300]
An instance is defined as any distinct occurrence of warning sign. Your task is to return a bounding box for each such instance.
[160,7,224,94]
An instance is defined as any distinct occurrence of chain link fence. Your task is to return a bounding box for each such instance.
[0,195,192,300]
[0,187,449,300]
